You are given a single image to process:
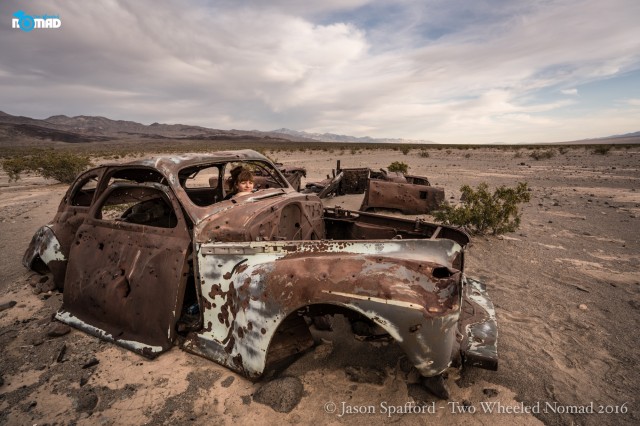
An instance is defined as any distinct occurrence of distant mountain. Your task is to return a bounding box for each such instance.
[0,111,637,146]
[0,111,305,144]
[611,131,640,139]
[550,131,640,145]
[271,128,432,144]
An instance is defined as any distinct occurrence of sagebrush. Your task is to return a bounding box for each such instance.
[433,182,531,235]
[387,161,409,174]
[2,151,91,184]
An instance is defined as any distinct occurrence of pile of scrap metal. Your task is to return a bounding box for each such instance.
[302,160,445,214]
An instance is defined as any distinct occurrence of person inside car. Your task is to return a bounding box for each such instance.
[225,166,255,199]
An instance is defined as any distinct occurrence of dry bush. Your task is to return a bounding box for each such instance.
[530,149,555,160]
[2,151,91,184]
[434,182,531,235]
[592,145,612,155]
[387,161,409,174]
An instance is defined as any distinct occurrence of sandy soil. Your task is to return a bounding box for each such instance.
[0,146,638,425]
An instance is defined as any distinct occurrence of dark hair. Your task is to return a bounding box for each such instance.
[229,166,254,190]
[236,169,254,184]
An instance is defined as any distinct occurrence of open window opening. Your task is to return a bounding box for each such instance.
[179,160,289,207]
[70,175,99,207]
[97,186,178,228]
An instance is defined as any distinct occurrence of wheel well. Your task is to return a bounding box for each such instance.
[263,304,394,375]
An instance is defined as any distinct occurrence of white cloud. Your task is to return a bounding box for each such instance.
[1,0,639,143]
[561,88,578,96]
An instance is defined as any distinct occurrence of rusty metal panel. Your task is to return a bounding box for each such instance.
[194,191,325,243]
[405,174,431,186]
[57,184,191,357]
[339,168,370,194]
[183,239,465,378]
[278,166,306,192]
[283,172,303,192]
[360,179,445,214]
[252,164,305,191]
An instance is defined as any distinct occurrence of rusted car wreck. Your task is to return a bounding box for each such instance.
[23,150,497,391]
[303,161,445,214]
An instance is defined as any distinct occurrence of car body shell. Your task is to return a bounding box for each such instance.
[23,149,497,380]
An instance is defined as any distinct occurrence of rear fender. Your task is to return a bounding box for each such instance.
[183,239,464,378]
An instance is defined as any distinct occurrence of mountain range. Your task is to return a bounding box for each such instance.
[0,111,637,145]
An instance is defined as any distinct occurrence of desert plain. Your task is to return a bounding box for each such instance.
[0,144,638,425]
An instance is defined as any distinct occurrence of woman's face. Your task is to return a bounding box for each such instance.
[236,180,254,193]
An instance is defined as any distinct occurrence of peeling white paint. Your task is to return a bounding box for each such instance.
[321,290,425,310]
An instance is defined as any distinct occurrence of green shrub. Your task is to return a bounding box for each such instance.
[529,149,555,160]
[2,151,91,184]
[388,161,409,174]
[433,182,531,235]
[401,147,410,155]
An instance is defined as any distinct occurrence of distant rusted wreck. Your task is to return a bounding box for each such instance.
[256,163,306,191]
[302,160,445,214]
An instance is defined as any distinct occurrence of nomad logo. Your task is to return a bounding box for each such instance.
[12,10,61,32]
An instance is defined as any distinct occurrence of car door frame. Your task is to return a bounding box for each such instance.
[56,181,192,357]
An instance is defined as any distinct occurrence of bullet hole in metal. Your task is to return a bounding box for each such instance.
[433,267,453,279]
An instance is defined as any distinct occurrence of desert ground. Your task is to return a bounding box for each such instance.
[0,145,638,425]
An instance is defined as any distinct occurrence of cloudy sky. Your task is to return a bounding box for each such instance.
[1,0,639,144]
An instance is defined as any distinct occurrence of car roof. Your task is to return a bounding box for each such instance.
[100,149,269,172]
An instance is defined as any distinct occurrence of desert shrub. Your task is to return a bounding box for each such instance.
[2,151,91,184]
[419,150,430,158]
[558,147,569,155]
[433,182,531,235]
[513,150,522,158]
[464,153,471,158]
[529,149,555,160]
[401,147,410,155]
[387,161,409,174]
[592,145,611,155]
